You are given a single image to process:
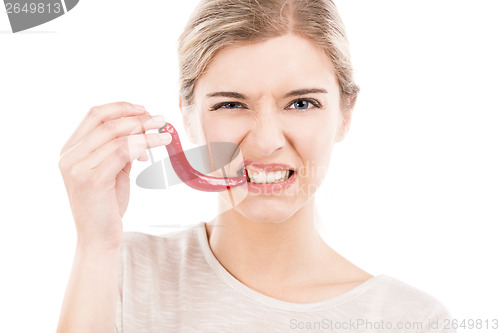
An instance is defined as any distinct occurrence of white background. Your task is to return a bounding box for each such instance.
[1,0,499,331]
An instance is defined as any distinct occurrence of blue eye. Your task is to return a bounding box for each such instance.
[288,98,321,110]
[221,102,240,109]
[220,102,239,109]
[293,100,309,109]
[210,102,244,111]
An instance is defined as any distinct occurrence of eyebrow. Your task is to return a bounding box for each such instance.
[206,88,328,100]
[282,88,328,98]
[206,91,248,99]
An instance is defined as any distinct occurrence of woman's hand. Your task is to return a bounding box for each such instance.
[58,101,171,251]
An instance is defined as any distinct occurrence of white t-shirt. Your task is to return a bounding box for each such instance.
[114,221,455,332]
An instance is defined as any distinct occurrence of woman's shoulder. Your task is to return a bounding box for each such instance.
[375,275,446,304]
[365,274,453,324]
[119,221,205,262]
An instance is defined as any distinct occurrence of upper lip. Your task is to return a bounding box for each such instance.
[237,159,296,173]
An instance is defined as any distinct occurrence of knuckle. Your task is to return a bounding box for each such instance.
[115,136,129,148]
[136,114,147,124]
[88,106,99,118]
[135,116,149,130]
[68,164,81,180]
[101,120,116,132]
[116,101,133,110]
[115,137,131,157]
[115,146,130,161]
[139,114,152,122]
[58,157,68,171]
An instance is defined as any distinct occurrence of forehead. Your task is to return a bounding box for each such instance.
[194,34,339,100]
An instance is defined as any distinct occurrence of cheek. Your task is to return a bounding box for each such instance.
[290,117,336,182]
[200,113,250,143]
[296,134,332,179]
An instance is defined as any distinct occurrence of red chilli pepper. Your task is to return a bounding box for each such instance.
[158,122,247,192]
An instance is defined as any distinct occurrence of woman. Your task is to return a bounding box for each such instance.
[57,0,455,331]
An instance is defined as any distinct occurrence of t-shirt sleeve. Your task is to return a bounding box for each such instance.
[419,300,456,333]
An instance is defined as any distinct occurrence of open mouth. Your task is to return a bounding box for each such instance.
[237,167,295,184]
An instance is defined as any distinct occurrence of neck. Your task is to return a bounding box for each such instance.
[206,197,329,288]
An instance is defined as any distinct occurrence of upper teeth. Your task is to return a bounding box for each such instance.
[246,170,290,184]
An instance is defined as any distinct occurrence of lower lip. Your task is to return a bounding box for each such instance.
[245,171,297,195]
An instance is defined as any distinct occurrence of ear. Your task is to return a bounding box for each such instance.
[179,97,194,142]
[182,112,197,144]
[179,97,205,145]
[335,110,352,143]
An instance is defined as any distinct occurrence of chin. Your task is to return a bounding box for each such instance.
[237,202,298,224]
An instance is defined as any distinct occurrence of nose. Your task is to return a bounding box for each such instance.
[246,108,286,157]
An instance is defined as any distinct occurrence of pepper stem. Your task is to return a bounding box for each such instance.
[158,121,170,133]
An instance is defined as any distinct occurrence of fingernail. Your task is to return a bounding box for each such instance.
[133,104,146,111]
[152,115,166,123]
[159,132,172,143]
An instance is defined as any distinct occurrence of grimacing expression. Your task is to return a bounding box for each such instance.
[187,33,350,222]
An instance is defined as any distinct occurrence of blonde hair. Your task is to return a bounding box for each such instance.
[178,0,359,114]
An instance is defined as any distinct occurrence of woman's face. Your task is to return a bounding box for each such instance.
[190,33,350,223]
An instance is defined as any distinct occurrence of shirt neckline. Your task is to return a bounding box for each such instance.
[194,221,389,312]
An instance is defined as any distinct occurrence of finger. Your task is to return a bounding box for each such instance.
[137,150,149,162]
[94,132,172,182]
[62,114,165,166]
[80,132,172,178]
[60,101,148,157]
[122,162,132,176]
